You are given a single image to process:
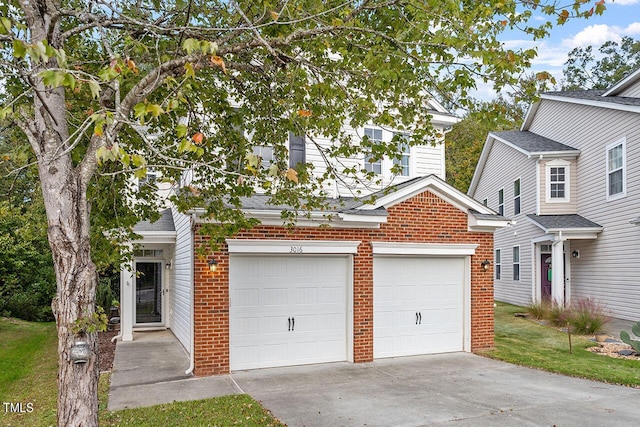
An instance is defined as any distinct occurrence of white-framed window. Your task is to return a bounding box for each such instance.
[606,138,626,200]
[393,134,410,176]
[545,159,570,203]
[252,146,275,168]
[514,178,521,215]
[495,249,501,280]
[364,127,383,174]
[138,170,158,191]
[513,246,520,281]
[498,188,504,216]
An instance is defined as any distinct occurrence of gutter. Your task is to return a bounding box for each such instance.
[185,212,197,375]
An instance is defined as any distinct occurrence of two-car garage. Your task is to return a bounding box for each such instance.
[227,240,473,371]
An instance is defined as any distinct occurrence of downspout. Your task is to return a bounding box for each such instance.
[185,212,197,375]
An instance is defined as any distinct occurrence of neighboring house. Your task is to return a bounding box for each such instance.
[469,68,640,322]
[120,102,508,376]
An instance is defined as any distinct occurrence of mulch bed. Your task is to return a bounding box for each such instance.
[98,330,118,372]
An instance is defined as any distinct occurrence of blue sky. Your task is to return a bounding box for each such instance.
[475,0,640,99]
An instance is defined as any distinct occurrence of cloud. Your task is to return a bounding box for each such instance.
[610,0,639,5]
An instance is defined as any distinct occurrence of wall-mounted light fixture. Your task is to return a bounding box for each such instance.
[165,261,172,270]
[572,250,580,259]
[69,341,91,364]
[481,259,491,271]
[208,258,218,273]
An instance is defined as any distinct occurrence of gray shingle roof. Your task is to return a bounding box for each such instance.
[469,209,508,222]
[134,208,175,232]
[543,89,640,108]
[492,131,579,154]
[526,214,602,231]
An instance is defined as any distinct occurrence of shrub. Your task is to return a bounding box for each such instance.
[566,298,609,334]
[96,279,115,312]
[527,300,551,320]
[620,322,640,353]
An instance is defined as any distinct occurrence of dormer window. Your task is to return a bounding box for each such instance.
[393,139,410,176]
[545,159,570,203]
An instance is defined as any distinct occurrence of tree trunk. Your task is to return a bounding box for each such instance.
[39,149,99,426]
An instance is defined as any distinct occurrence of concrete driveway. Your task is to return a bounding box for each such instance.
[232,353,640,427]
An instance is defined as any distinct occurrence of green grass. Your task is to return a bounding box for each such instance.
[0,317,285,426]
[482,302,640,388]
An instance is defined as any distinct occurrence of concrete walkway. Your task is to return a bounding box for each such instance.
[109,330,640,426]
[107,330,241,411]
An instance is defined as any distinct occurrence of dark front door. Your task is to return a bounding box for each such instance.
[541,254,552,300]
[135,262,163,324]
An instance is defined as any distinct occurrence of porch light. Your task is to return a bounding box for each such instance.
[69,341,91,364]
[208,258,218,273]
[481,259,491,271]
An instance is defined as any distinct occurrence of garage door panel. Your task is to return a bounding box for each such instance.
[230,255,349,370]
[374,256,466,359]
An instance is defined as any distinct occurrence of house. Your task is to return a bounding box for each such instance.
[469,68,640,322]
[120,102,508,376]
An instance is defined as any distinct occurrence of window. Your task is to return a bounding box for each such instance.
[513,246,520,281]
[138,171,157,191]
[606,138,626,200]
[393,135,410,176]
[495,249,501,280]
[513,178,521,215]
[364,128,382,174]
[545,159,570,203]
[498,189,504,216]
[252,146,275,168]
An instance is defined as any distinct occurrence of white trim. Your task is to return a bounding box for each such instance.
[371,242,478,256]
[606,137,627,201]
[463,255,472,352]
[497,188,504,216]
[226,239,361,254]
[467,216,511,232]
[513,177,521,215]
[540,93,640,114]
[132,231,176,244]
[544,159,570,204]
[512,245,520,282]
[603,68,640,96]
[495,248,502,280]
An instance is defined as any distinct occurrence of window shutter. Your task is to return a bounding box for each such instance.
[289,133,305,168]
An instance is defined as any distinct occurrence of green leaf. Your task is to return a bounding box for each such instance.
[146,103,164,117]
[130,154,146,167]
[88,80,101,99]
[13,40,26,58]
[62,73,76,90]
[39,70,66,88]
[98,67,119,81]
[134,167,148,179]
[176,124,188,138]
[184,62,195,78]
[182,38,200,54]
[0,106,11,120]
[0,17,11,34]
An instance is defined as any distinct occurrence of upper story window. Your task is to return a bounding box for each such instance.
[545,159,570,203]
[606,138,626,200]
[138,170,157,191]
[513,178,521,215]
[393,137,410,176]
[252,146,275,168]
[495,249,501,280]
[498,188,504,216]
[364,128,383,174]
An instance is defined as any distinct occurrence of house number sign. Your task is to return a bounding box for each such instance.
[289,246,303,253]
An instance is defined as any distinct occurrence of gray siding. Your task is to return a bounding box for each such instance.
[471,140,543,306]
[529,99,640,321]
[538,158,578,215]
[618,80,640,98]
[170,208,193,353]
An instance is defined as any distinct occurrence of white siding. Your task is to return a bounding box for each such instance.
[471,140,543,306]
[538,158,577,215]
[618,80,640,98]
[170,208,193,353]
[529,99,640,321]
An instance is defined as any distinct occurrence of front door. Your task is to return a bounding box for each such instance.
[541,254,552,300]
[135,262,163,325]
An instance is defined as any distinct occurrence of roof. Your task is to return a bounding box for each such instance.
[134,208,176,232]
[526,214,603,232]
[541,89,640,108]
[491,131,579,155]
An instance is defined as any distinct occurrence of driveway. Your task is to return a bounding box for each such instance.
[232,353,640,427]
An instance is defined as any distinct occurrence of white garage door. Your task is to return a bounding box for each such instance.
[374,256,465,358]
[230,255,349,370]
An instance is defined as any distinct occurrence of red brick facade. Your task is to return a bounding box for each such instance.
[193,189,495,376]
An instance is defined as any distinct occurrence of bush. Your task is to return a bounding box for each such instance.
[548,302,570,328]
[526,300,551,320]
[96,278,115,312]
[567,298,609,335]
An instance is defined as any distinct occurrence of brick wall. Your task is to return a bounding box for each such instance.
[192,189,495,376]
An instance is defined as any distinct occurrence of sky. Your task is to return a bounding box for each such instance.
[474,0,640,100]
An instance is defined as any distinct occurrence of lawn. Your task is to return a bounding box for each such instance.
[0,317,285,426]
[482,302,640,388]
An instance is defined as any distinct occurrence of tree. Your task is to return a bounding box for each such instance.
[0,1,604,425]
[562,36,640,90]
